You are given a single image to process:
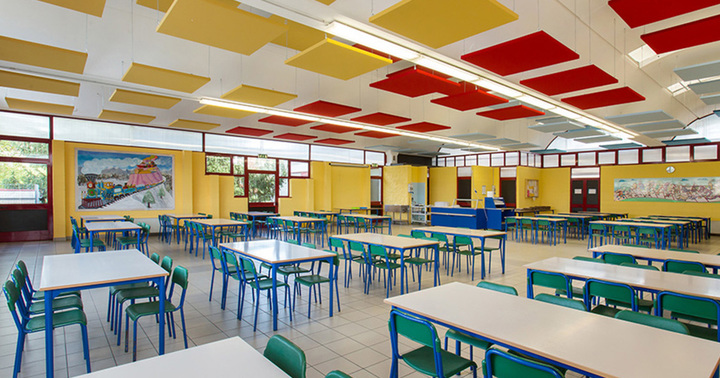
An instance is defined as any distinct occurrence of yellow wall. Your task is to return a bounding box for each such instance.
[471,166,496,206]
[539,168,571,213]
[429,167,456,205]
[601,162,720,219]
[279,178,313,215]
[330,165,370,209]
[516,166,541,209]
[383,165,412,206]
[311,162,332,211]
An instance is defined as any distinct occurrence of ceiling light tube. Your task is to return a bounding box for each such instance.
[326,22,419,61]
[199,98,265,113]
[411,56,479,82]
[472,79,522,98]
[552,107,582,120]
[516,95,556,111]
[322,118,360,128]
[265,109,321,122]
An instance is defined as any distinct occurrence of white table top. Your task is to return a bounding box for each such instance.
[193,218,250,227]
[540,214,593,219]
[512,216,567,222]
[589,220,672,228]
[332,232,438,249]
[526,257,720,300]
[82,215,125,222]
[221,240,335,264]
[306,210,339,215]
[39,250,168,291]
[589,244,720,267]
[78,337,288,377]
[385,282,720,378]
[350,214,391,220]
[626,218,691,226]
[414,226,506,238]
[165,214,207,219]
[85,221,141,232]
[275,216,325,223]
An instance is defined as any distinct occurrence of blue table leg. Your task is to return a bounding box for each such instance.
[157,276,165,355]
[434,244,440,287]
[45,289,56,377]
[480,238,486,279]
[500,235,506,274]
[327,255,334,317]
[271,264,278,330]
[399,249,405,294]
[389,219,393,235]
[563,221,567,244]
[526,269,534,298]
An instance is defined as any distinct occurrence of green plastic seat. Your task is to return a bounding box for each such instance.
[620,262,659,271]
[238,255,289,331]
[11,269,83,315]
[534,293,586,311]
[529,271,571,299]
[669,248,699,254]
[614,310,689,335]
[390,309,477,378]
[601,252,636,265]
[325,371,352,378]
[584,279,651,317]
[369,244,402,298]
[294,249,340,318]
[483,347,564,378]
[264,335,307,378]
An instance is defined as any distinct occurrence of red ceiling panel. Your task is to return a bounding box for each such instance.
[310,124,361,133]
[226,126,273,137]
[370,68,462,97]
[461,31,579,76]
[396,122,451,132]
[258,115,313,127]
[430,89,508,111]
[355,130,398,138]
[273,133,317,141]
[609,0,720,28]
[520,65,618,95]
[476,105,545,120]
[314,138,354,145]
[562,87,645,109]
[351,112,411,125]
[640,14,720,54]
[293,100,361,117]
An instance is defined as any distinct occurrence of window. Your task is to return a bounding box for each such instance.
[371,167,382,206]
[206,155,231,174]
[290,161,309,177]
[249,173,275,203]
[233,157,245,196]
[278,160,289,197]
[247,157,276,171]
[0,162,48,204]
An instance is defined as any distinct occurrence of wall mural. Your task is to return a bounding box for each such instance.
[76,149,174,211]
[614,177,720,203]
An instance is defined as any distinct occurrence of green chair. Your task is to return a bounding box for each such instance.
[573,256,604,263]
[587,223,606,249]
[430,232,454,273]
[662,259,706,274]
[534,293,586,311]
[264,335,307,378]
[620,262,659,271]
[208,246,230,304]
[452,235,483,280]
[72,224,106,253]
[584,279,651,317]
[637,227,659,248]
[483,347,564,378]
[125,266,189,361]
[600,252,636,265]
[554,257,603,299]
[389,309,477,378]
[329,238,363,288]
[476,281,518,296]
[404,245,435,291]
[11,269,83,316]
[238,255,289,331]
[611,225,632,245]
[614,310,689,335]
[325,371,352,378]
[505,217,517,240]
[368,244,402,297]
[527,271,571,299]
[655,291,720,341]
[669,248,699,254]
[107,254,158,326]
[192,222,213,259]
[15,260,80,301]
[294,248,340,318]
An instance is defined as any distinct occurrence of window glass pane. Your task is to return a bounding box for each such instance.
[55,118,202,151]
[437,158,446,167]
[279,178,289,197]
[457,167,472,177]
[290,161,309,177]
[205,134,308,160]
[571,167,600,179]
[642,148,663,163]
[500,167,516,178]
[366,151,385,166]
[466,155,477,166]
[0,140,49,158]
[370,167,382,176]
[505,152,519,166]
[0,112,50,139]
[233,156,245,175]
[665,146,690,162]
[311,145,364,163]
[561,154,576,166]
[446,157,455,167]
[478,154,490,167]
[0,162,47,203]
[577,152,596,166]
[234,176,245,196]
[543,154,559,168]
[371,178,381,202]
[618,149,639,165]
[598,151,616,165]
[249,173,275,203]
[247,157,276,171]
[491,153,504,166]
[694,145,717,160]
[278,160,288,177]
[520,152,528,166]
[206,155,231,174]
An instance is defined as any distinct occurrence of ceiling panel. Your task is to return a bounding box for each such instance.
[5,98,73,115]
[121,63,210,93]
[0,36,87,74]
[274,133,317,141]
[476,105,545,120]
[528,120,585,133]
[479,138,520,146]
[687,78,720,95]
[605,110,672,125]
[38,0,106,16]
[294,100,361,117]
[269,15,327,51]
[608,0,720,28]
[430,89,508,111]
[641,14,720,54]
[600,142,643,149]
[553,127,604,138]
[451,132,495,140]
[461,31,579,76]
[109,89,181,109]
[193,104,255,119]
[258,115,313,127]
[310,124,361,133]
[314,138,354,145]
[156,0,288,55]
[136,0,174,12]
[355,130,398,138]
[575,135,622,144]
[519,65,617,96]
[0,70,79,97]
[642,129,698,138]
[396,122,451,132]
[626,120,685,132]
[168,119,220,131]
[461,147,497,152]
[701,93,720,105]
[226,126,273,137]
[220,84,296,107]
[530,149,566,154]
[368,0,518,48]
[370,67,462,97]
[663,138,711,145]
[98,110,155,124]
[561,87,645,109]
[503,143,540,150]
[674,59,720,81]
[285,39,392,80]
[351,112,411,125]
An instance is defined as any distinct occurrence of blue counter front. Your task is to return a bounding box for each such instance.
[430,207,487,229]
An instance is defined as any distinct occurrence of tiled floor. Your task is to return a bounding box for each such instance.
[1,225,719,377]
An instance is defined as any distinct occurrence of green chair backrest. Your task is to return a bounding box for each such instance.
[287,239,300,245]
[589,223,605,232]
[160,256,173,274]
[476,281,518,296]
[349,241,365,254]
[410,230,427,239]
[150,253,160,264]
[454,235,473,248]
[614,310,689,335]
[622,243,649,248]
[484,347,564,378]
[329,238,344,249]
[4,280,20,313]
[663,259,705,274]
[534,293,586,311]
[301,242,316,249]
[682,270,720,279]
[602,252,636,265]
[325,371,352,378]
[620,262,659,271]
[530,271,569,292]
[585,279,635,308]
[389,310,439,350]
[369,244,388,259]
[638,227,656,237]
[264,335,307,378]
[209,246,223,270]
[613,225,631,233]
[430,232,448,243]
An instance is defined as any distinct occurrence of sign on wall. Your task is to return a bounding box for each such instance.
[614,177,720,203]
[76,149,175,211]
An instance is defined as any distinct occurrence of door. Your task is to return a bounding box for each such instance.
[571,179,600,212]
[0,136,53,241]
[247,157,277,213]
[500,178,516,207]
[457,177,471,207]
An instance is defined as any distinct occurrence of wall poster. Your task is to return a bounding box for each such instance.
[76,149,175,211]
[614,177,720,203]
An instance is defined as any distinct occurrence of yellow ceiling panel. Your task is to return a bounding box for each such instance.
[121,63,210,93]
[221,84,297,107]
[315,0,336,4]
[136,0,174,12]
[109,89,181,109]
[5,98,74,115]
[269,15,327,51]
[0,70,80,96]
[169,119,220,131]
[285,39,392,81]
[0,36,87,74]
[193,104,255,119]
[156,0,288,55]
[98,110,155,124]
[38,0,107,17]
[369,0,518,48]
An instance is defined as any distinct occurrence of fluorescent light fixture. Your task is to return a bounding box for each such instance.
[517,95,555,110]
[322,118,360,128]
[265,109,321,122]
[411,56,479,82]
[199,98,264,113]
[472,79,522,98]
[326,22,419,61]
[552,107,582,120]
